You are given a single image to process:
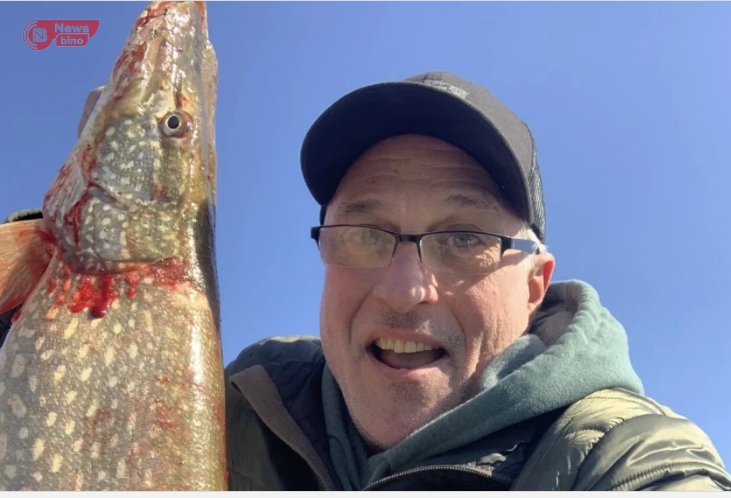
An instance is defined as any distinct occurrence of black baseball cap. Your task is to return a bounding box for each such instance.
[300,71,547,242]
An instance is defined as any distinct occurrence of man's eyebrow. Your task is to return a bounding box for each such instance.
[334,198,382,218]
[444,194,502,214]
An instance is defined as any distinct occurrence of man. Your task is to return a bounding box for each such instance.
[2,71,730,490]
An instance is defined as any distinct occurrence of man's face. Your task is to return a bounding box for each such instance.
[319,135,554,451]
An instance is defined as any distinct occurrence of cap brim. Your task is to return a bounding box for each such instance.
[300,81,530,222]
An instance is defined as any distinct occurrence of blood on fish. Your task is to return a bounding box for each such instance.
[175,91,188,109]
[38,229,58,259]
[213,399,225,428]
[52,258,188,318]
[55,293,66,307]
[151,258,188,290]
[155,402,176,430]
[91,274,117,318]
[63,190,93,247]
[79,143,98,174]
[152,184,166,201]
[125,273,141,286]
[67,274,119,318]
[85,408,112,438]
[156,375,171,385]
[112,43,147,88]
[20,225,58,249]
[43,163,72,207]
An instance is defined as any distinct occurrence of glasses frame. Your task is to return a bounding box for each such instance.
[310,224,540,273]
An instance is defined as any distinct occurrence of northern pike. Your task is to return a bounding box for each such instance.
[0,1,225,490]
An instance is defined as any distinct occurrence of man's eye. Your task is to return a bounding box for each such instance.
[344,227,385,246]
[442,233,484,249]
[448,233,481,249]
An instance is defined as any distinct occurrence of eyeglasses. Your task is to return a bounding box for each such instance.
[310,224,540,275]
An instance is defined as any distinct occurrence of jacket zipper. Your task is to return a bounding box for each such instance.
[361,464,512,491]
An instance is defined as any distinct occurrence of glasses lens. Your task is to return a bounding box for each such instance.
[318,226,395,268]
[422,232,502,274]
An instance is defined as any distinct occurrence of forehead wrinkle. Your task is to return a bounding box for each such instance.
[333,197,382,219]
[444,193,502,215]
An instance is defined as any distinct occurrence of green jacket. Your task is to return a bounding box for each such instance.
[225,344,731,491]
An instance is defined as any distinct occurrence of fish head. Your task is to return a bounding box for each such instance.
[43,1,218,274]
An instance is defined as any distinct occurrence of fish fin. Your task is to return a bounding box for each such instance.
[0,219,54,314]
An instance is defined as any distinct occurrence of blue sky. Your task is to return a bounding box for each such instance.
[1,2,729,465]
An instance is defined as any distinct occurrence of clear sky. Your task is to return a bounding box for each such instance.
[1,1,729,465]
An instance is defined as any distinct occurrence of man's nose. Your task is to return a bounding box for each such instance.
[372,241,438,313]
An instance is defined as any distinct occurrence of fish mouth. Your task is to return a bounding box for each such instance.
[91,0,215,120]
[368,338,448,370]
[125,1,213,93]
[134,1,209,42]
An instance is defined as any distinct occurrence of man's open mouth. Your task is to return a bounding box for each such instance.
[369,338,447,370]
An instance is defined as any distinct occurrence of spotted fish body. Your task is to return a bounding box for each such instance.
[0,1,224,490]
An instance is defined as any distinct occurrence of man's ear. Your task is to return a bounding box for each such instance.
[527,252,555,319]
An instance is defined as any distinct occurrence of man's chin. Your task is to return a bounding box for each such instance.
[347,391,460,452]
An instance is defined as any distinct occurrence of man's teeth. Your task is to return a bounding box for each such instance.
[375,337,435,354]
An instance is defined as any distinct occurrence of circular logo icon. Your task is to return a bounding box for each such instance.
[23,21,43,50]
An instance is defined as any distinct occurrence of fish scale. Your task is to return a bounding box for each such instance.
[0,259,224,490]
[0,0,224,490]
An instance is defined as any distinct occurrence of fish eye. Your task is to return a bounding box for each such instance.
[160,111,189,137]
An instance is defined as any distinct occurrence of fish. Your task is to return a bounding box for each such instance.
[0,1,225,490]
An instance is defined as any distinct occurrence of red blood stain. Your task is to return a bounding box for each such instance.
[156,375,171,385]
[46,258,189,318]
[78,144,98,175]
[213,399,225,425]
[22,225,58,249]
[112,43,147,87]
[85,408,112,438]
[155,402,176,430]
[152,184,166,201]
[151,258,187,289]
[63,191,93,248]
[125,273,141,286]
[38,229,58,259]
[10,309,22,324]
[124,272,141,298]
[175,91,188,109]
[43,163,72,208]
[91,274,117,318]
[67,274,118,318]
